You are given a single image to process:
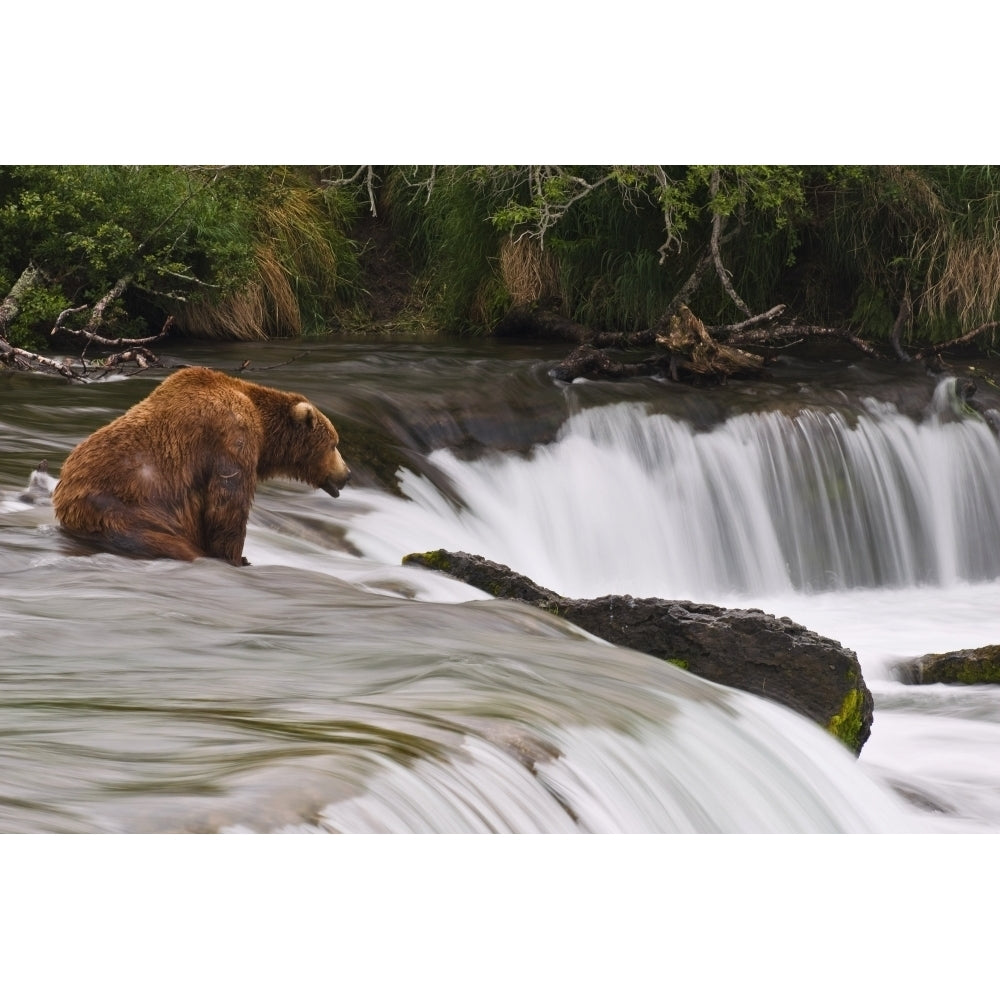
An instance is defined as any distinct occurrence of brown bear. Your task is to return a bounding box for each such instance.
[52,366,351,566]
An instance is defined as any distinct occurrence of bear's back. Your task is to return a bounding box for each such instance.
[53,367,263,525]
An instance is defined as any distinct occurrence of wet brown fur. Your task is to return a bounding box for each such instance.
[52,367,351,566]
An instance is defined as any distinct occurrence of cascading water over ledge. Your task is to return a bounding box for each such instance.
[5,345,1000,833]
[352,378,1000,601]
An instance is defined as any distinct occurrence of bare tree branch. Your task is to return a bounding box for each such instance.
[94,346,162,375]
[88,275,131,331]
[650,165,683,261]
[51,304,89,331]
[68,314,174,350]
[911,321,1000,360]
[745,324,884,358]
[147,268,218,289]
[709,169,752,317]
[0,340,86,380]
[3,303,173,379]
[709,305,787,338]
[889,285,913,362]
[324,165,378,216]
[519,167,615,247]
[49,282,171,349]
[402,165,438,206]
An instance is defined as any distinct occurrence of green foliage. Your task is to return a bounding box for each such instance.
[0,166,361,347]
[11,164,1000,350]
[2,284,70,348]
[849,285,896,333]
[384,167,510,333]
[384,165,816,334]
[0,166,256,299]
[380,164,1000,348]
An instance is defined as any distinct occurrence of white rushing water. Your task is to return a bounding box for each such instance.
[348,379,1000,601]
[4,362,1000,833]
[332,380,1000,831]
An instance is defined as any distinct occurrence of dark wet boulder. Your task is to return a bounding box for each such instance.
[402,549,874,755]
[895,645,1000,685]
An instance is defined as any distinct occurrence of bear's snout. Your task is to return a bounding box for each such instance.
[320,461,351,499]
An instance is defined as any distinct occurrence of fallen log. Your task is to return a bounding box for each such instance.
[1,266,173,379]
[548,307,770,383]
[655,305,766,381]
[549,345,666,382]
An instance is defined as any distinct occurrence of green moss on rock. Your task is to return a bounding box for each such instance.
[952,658,1000,684]
[826,687,865,754]
[902,644,1000,685]
[403,549,453,572]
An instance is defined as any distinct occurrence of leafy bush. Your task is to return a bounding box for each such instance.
[0,166,361,347]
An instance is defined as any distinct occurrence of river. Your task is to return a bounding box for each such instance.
[3,337,1000,833]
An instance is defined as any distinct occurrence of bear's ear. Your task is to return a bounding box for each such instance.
[292,401,316,427]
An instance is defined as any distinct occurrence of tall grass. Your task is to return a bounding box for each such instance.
[258,169,361,333]
[498,236,560,305]
[177,167,361,340]
[547,178,674,330]
[383,167,510,333]
[177,245,301,340]
[804,166,1000,344]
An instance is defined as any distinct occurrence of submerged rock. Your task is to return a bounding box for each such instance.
[896,645,1000,685]
[403,549,874,755]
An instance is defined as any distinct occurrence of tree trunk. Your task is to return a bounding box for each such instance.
[0,264,45,345]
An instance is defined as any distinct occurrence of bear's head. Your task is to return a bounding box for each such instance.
[287,400,352,497]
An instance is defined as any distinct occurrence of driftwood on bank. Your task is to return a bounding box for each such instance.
[402,549,874,755]
[497,294,1000,385]
[544,305,777,383]
[492,170,998,383]
[0,265,171,379]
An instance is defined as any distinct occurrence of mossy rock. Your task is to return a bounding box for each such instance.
[404,549,874,755]
[897,644,1000,685]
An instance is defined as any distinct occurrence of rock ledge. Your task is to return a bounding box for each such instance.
[403,549,874,754]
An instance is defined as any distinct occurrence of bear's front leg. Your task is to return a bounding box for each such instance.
[202,453,254,566]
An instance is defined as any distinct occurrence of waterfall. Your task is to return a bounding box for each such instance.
[349,380,1000,602]
[6,346,1000,834]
